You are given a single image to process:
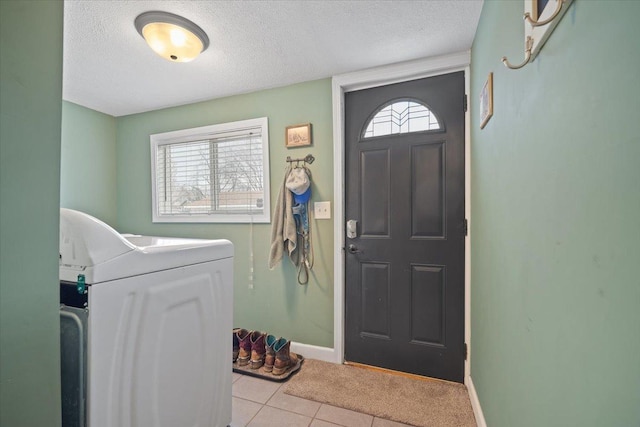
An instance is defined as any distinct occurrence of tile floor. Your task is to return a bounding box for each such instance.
[231,372,413,427]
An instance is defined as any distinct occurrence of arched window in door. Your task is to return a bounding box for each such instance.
[363,99,441,139]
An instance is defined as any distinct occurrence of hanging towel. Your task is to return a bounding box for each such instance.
[269,165,298,269]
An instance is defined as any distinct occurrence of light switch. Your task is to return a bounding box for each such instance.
[314,201,331,219]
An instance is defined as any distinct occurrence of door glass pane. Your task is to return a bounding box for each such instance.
[363,100,440,138]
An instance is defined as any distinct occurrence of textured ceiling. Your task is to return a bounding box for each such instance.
[63,0,483,117]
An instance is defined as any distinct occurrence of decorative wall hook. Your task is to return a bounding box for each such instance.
[286,154,315,165]
[524,0,566,27]
[501,0,573,70]
[501,36,534,70]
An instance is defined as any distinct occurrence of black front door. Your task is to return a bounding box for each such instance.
[344,72,466,383]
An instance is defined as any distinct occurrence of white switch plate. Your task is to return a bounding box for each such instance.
[314,201,331,219]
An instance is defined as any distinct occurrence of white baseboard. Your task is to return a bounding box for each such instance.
[466,376,487,427]
[290,342,337,363]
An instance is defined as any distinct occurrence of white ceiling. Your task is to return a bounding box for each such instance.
[63,0,483,117]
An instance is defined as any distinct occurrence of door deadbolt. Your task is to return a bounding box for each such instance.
[347,219,358,239]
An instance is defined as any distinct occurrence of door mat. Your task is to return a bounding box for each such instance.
[233,354,304,382]
[282,359,476,427]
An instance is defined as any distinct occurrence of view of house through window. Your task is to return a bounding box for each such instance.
[150,118,270,223]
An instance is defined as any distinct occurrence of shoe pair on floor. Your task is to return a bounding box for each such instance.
[233,328,298,376]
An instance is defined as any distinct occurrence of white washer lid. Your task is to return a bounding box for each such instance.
[60,208,134,268]
[59,208,233,284]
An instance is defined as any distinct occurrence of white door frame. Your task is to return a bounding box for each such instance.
[330,51,472,382]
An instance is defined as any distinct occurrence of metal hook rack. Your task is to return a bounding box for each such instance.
[524,0,566,27]
[286,154,315,166]
[502,36,534,70]
[501,0,572,70]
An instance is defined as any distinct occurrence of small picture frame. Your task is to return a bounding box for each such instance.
[480,72,493,130]
[285,123,312,148]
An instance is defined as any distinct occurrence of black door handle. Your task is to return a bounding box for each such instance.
[347,244,360,254]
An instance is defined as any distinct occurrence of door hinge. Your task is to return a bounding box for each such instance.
[463,218,468,236]
[463,94,468,112]
[464,343,468,360]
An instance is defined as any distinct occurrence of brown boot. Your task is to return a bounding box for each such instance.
[233,328,241,362]
[263,334,279,373]
[236,329,251,366]
[272,338,298,376]
[249,331,267,369]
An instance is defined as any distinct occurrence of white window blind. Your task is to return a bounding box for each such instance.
[150,118,270,223]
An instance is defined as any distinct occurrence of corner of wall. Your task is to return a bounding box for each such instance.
[466,376,487,427]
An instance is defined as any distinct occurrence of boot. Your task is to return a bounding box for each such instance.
[263,334,279,373]
[249,331,267,369]
[236,329,251,366]
[232,328,242,362]
[272,338,299,376]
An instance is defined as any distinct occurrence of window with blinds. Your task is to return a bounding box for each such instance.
[150,117,270,223]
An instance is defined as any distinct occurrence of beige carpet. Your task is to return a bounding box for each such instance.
[283,359,476,427]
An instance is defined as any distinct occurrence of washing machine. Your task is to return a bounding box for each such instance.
[59,208,233,427]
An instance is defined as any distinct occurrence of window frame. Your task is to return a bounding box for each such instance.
[150,117,271,224]
[361,97,443,140]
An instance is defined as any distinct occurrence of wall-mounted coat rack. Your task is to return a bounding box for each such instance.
[524,0,567,27]
[502,0,574,70]
[286,154,315,166]
[502,36,534,70]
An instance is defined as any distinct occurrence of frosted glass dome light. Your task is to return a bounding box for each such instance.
[135,11,209,63]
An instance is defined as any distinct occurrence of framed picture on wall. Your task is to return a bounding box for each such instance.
[480,72,493,129]
[285,123,312,148]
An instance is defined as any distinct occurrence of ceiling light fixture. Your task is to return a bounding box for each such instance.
[134,11,209,63]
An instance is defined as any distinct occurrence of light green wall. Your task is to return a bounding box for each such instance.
[116,79,334,347]
[61,101,117,225]
[0,1,63,426]
[470,1,640,426]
